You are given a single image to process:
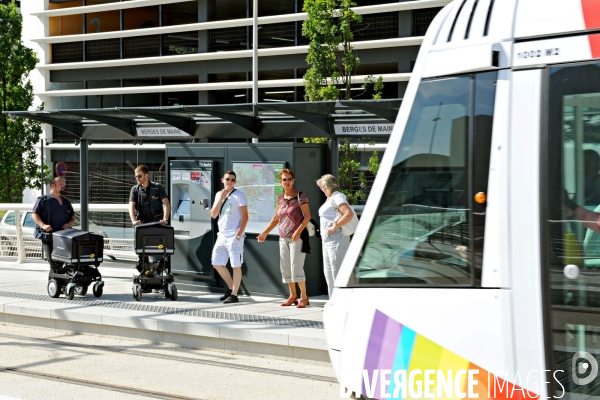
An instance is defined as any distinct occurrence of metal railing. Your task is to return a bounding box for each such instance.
[0,203,134,263]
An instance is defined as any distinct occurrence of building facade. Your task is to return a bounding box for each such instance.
[20,0,447,230]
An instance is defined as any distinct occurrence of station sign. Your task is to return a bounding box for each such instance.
[334,123,394,136]
[136,126,190,138]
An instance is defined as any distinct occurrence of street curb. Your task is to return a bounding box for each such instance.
[0,296,329,364]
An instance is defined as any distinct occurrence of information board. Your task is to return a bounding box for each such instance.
[232,162,285,234]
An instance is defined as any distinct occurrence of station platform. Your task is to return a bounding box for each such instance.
[0,259,330,365]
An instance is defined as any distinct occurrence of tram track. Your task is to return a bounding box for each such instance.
[0,332,338,384]
[0,366,201,400]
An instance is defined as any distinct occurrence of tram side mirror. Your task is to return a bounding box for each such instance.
[179,215,184,223]
[202,199,209,209]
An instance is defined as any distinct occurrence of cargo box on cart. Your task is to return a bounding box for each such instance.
[51,229,104,264]
[135,222,175,255]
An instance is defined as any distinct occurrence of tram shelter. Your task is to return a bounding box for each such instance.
[6,99,399,296]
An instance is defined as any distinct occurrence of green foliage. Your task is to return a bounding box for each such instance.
[301,0,385,203]
[303,137,329,144]
[303,0,365,101]
[337,138,365,204]
[363,75,384,100]
[0,1,44,203]
[368,150,380,175]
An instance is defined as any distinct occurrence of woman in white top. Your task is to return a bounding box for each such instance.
[316,174,354,297]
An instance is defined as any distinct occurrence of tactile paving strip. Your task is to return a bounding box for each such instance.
[0,291,324,329]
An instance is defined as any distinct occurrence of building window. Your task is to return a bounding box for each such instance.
[209,27,247,52]
[86,79,121,108]
[51,42,84,63]
[49,1,82,9]
[86,38,120,61]
[354,12,399,41]
[86,0,121,5]
[85,10,120,34]
[123,35,160,58]
[123,78,160,107]
[257,0,295,17]
[162,32,199,56]
[49,15,83,36]
[162,1,199,26]
[161,75,199,106]
[413,8,442,36]
[123,6,160,30]
[257,22,295,48]
[213,0,248,21]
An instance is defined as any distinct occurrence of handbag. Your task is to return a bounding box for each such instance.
[330,192,359,236]
[297,192,320,237]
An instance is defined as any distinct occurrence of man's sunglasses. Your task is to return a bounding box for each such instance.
[281,178,293,182]
[135,174,144,179]
[224,177,236,182]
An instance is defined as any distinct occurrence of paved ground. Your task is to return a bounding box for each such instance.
[0,323,340,400]
[0,258,331,365]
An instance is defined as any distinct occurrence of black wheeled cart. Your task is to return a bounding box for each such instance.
[47,229,105,300]
[133,222,177,301]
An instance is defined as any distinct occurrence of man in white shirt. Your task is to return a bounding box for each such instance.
[210,170,248,303]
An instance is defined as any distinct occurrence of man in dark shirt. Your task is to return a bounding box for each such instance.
[128,165,170,225]
[128,165,170,281]
[32,177,76,266]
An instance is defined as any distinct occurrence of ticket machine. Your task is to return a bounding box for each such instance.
[169,160,214,277]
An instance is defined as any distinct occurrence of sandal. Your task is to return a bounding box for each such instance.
[281,297,298,306]
[297,298,310,308]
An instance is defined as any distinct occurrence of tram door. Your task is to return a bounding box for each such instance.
[543,61,600,398]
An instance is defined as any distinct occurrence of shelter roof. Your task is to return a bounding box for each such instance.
[5,100,400,140]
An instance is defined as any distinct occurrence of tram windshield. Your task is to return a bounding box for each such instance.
[352,72,497,286]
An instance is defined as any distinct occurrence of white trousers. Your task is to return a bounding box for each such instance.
[322,230,351,297]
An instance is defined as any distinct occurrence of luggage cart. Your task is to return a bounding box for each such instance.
[132,222,177,301]
[47,229,105,300]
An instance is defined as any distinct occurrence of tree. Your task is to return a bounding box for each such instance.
[302,0,383,204]
[0,1,44,203]
[302,0,384,101]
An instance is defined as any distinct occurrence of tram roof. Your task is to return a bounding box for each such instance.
[5,100,401,141]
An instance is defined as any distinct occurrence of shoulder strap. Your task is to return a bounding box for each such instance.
[219,189,237,215]
[38,194,53,225]
[297,192,305,217]
[329,192,338,210]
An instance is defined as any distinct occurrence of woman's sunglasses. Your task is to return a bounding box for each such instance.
[281,178,294,182]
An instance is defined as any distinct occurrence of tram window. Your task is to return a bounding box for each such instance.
[351,72,497,286]
[544,61,600,397]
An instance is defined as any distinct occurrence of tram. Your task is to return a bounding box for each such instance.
[323,0,600,399]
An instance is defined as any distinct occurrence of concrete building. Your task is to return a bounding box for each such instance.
[19,0,448,227]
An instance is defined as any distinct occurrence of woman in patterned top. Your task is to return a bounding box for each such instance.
[257,169,312,308]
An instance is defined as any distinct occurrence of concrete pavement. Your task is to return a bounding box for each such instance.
[0,258,330,365]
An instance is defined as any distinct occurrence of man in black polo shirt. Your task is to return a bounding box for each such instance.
[32,177,76,267]
[128,165,170,281]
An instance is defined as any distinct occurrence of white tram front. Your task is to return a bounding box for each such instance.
[324,0,600,399]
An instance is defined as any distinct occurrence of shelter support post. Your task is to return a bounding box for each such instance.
[329,138,339,179]
[80,139,89,231]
